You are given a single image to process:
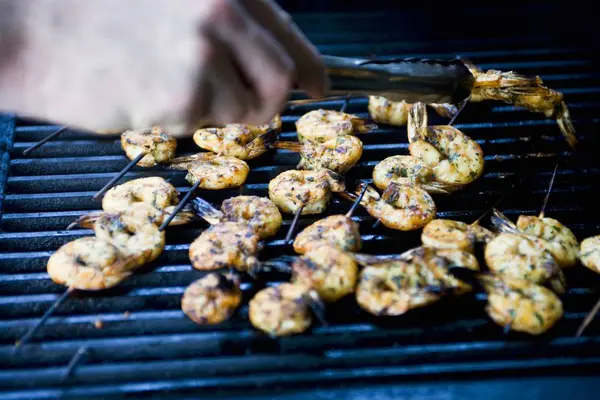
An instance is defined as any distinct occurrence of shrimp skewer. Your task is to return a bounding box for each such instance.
[182,272,243,325]
[368,96,458,126]
[193,114,281,160]
[94,127,178,199]
[270,135,363,175]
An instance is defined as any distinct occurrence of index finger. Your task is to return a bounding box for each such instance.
[241,0,330,99]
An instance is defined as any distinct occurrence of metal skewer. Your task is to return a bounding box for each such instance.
[285,204,305,243]
[61,346,89,383]
[93,153,145,200]
[447,98,470,126]
[539,164,559,219]
[13,287,75,354]
[576,295,600,337]
[22,126,69,156]
[158,180,202,231]
[345,182,369,218]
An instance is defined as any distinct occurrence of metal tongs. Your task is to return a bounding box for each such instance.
[310,55,475,105]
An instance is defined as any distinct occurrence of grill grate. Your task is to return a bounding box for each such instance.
[2,9,600,400]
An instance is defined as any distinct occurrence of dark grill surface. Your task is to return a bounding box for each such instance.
[2,8,600,400]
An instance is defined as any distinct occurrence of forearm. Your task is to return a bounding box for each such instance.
[0,0,27,114]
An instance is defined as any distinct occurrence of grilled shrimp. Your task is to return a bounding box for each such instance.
[188,221,261,273]
[47,237,135,290]
[491,209,579,268]
[480,275,564,335]
[268,169,346,215]
[121,126,177,167]
[271,135,363,175]
[192,114,281,160]
[372,155,451,194]
[93,211,166,269]
[181,272,242,325]
[408,102,484,187]
[292,243,358,302]
[295,109,377,143]
[192,195,282,239]
[484,233,566,294]
[293,214,361,254]
[344,182,436,231]
[168,153,249,190]
[249,282,322,336]
[353,249,471,316]
[368,96,458,126]
[70,202,195,230]
[421,219,495,253]
[399,246,480,271]
[580,235,600,274]
[102,177,180,213]
[465,60,577,147]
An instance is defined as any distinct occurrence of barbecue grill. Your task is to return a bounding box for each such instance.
[2,4,600,400]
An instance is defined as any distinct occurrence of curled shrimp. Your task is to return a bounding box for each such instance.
[93,210,166,269]
[491,209,579,268]
[399,246,480,271]
[69,202,196,230]
[353,248,472,317]
[342,182,436,231]
[192,195,282,239]
[193,114,281,160]
[372,155,451,194]
[181,272,242,325]
[580,235,600,274]
[249,282,322,336]
[188,221,261,273]
[102,177,180,213]
[408,102,484,188]
[465,60,577,148]
[292,243,358,303]
[421,218,495,253]
[47,237,136,290]
[268,169,346,215]
[271,135,363,175]
[168,153,249,190]
[480,275,563,335]
[295,109,377,143]
[484,233,566,294]
[368,96,458,126]
[293,214,361,254]
[121,126,177,167]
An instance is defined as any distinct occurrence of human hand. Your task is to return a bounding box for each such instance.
[0,0,328,136]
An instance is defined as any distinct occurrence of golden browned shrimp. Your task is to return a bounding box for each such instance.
[295,109,377,143]
[268,169,346,215]
[102,177,180,213]
[408,102,484,187]
[93,211,166,269]
[491,209,579,268]
[69,202,196,230]
[372,155,452,194]
[343,182,436,231]
[192,114,281,160]
[192,195,282,239]
[421,219,495,253]
[121,126,177,167]
[465,60,577,148]
[399,246,480,271]
[181,272,242,325]
[293,214,361,254]
[271,135,363,175]
[484,233,566,294]
[480,275,564,335]
[580,235,600,274]
[353,249,472,316]
[249,282,322,336]
[368,96,458,126]
[188,221,261,273]
[168,153,249,190]
[47,237,135,290]
[292,243,358,302]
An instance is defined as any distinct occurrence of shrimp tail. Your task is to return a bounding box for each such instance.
[355,181,381,203]
[324,169,346,192]
[348,252,393,267]
[419,181,454,195]
[555,101,578,148]
[381,182,402,203]
[269,141,303,152]
[351,117,378,133]
[490,208,519,234]
[429,103,459,119]
[246,128,280,159]
[304,289,327,325]
[66,211,105,230]
[407,102,428,142]
[191,197,223,225]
